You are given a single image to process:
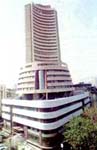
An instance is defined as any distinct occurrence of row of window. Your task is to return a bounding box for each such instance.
[19,71,35,75]
[3,98,86,113]
[34,38,57,45]
[33,6,55,15]
[34,45,57,51]
[47,74,70,77]
[34,34,57,40]
[33,14,55,22]
[33,29,56,36]
[34,50,56,55]
[47,69,69,73]
[34,43,57,50]
[17,85,73,91]
[34,42,57,48]
[18,81,35,85]
[33,18,55,26]
[33,23,56,32]
[34,54,58,59]
[19,76,34,80]
[25,65,32,68]
[33,27,56,33]
[19,69,69,76]
[2,103,86,124]
[47,80,71,83]
[18,87,34,91]
[33,22,56,29]
[47,85,73,89]
[33,8,55,18]
[34,58,58,62]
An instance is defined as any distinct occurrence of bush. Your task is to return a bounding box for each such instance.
[82,107,97,124]
[64,109,97,150]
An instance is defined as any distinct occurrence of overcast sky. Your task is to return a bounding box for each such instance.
[0,0,97,87]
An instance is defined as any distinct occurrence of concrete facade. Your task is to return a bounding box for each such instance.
[17,3,74,99]
[25,4,61,63]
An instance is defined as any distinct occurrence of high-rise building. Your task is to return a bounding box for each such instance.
[17,3,74,100]
[25,4,61,64]
[2,3,91,150]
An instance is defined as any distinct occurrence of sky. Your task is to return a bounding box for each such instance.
[0,0,97,87]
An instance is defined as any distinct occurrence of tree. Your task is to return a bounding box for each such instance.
[64,116,97,149]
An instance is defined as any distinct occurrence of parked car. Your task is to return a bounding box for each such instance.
[0,144,8,150]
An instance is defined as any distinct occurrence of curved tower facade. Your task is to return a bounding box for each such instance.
[17,3,74,99]
[25,4,61,63]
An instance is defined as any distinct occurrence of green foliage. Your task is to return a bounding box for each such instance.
[82,107,97,124]
[64,107,97,149]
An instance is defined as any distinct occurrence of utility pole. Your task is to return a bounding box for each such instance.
[10,105,13,135]
[9,105,13,149]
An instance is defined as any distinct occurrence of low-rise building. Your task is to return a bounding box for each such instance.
[0,85,16,115]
